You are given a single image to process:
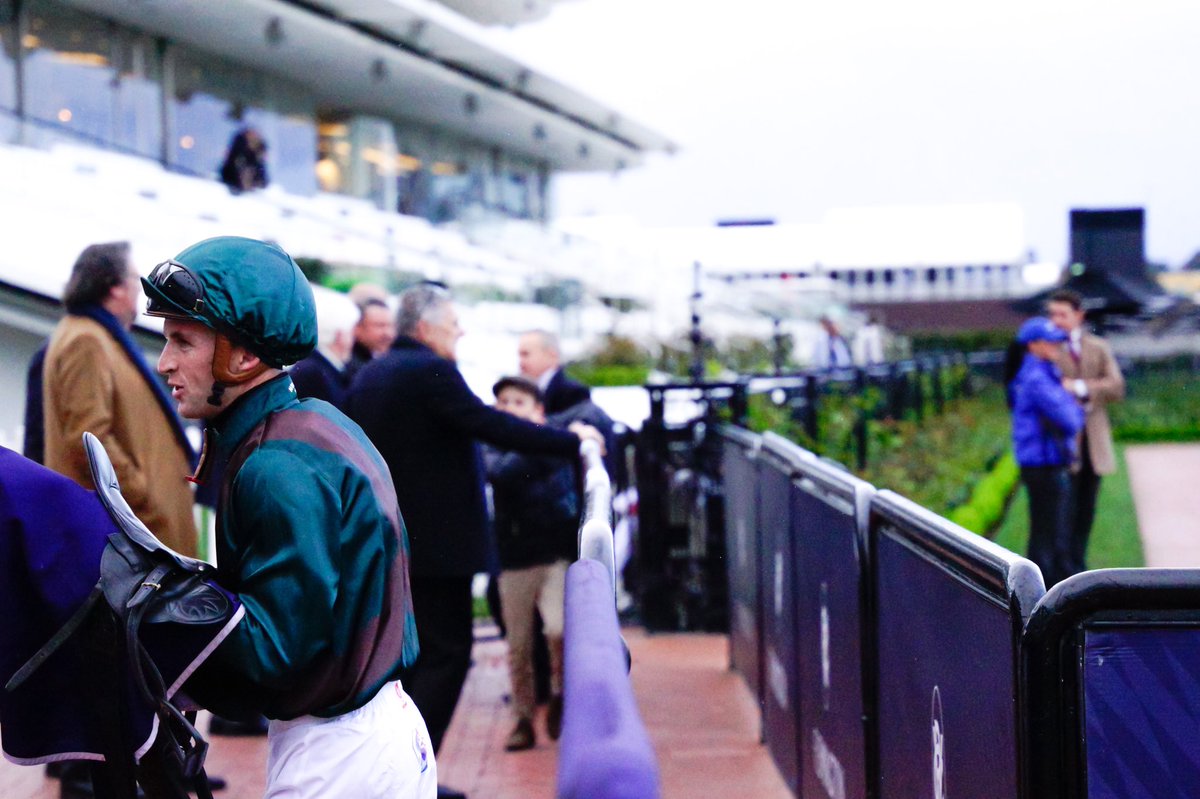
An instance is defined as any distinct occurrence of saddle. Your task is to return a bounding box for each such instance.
[6,433,231,799]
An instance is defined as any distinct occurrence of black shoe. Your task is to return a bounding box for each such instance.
[436,786,468,799]
[546,694,563,741]
[208,714,269,736]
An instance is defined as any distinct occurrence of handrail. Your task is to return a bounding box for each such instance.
[558,439,661,798]
[577,438,616,598]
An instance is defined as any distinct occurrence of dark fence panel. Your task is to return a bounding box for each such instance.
[786,439,875,799]
[719,426,764,710]
[756,439,804,792]
[1022,569,1200,799]
[869,490,1044,799]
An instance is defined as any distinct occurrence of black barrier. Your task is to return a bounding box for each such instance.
[1022,569,1200,799]
[720,426,764,708]
[784,436,875,799]
[869,490,1044,799]
[756,436,806,791]
[637,383,746,631]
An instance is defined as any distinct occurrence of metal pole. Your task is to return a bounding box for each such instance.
[772,316,785,376]
[689,261,704,382]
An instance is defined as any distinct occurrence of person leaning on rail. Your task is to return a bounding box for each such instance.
[144,236,436,798]
[345,284,603,799]
[486,375,580,752]
[1007,317,1086,588]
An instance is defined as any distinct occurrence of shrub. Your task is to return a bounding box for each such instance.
[295,256,331,284]
[750,384,1013,516]
[947,451,1020,535]
[568,335,654,387]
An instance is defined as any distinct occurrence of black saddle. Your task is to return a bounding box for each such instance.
[7,433,231,799]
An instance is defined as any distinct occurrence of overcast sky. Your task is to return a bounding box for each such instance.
[488,0,1200,267]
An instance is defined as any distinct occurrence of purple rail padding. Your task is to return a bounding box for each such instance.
[557,559,661,799]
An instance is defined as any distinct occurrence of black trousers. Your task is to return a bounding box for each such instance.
[1023,465,1073,587]
[1068,434,1102,577]
[401,574,474,754]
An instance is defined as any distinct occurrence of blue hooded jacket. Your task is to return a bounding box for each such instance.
[1009,353,1085,468]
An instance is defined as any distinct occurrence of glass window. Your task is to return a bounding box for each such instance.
[172,51,261,179]
[248,92,316,196]
[111,28,163,158]
[427,159,478,223]
[317,114,394,206]
[0,0,16,112]
[500,171,530,218]
[21,0,162,158]
[171,45,315,195]
[0,0,16,141]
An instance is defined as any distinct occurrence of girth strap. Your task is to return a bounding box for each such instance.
[5,584,104,692]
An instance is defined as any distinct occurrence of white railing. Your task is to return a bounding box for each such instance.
[576,439,616,596]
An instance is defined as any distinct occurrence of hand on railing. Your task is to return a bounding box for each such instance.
[577,437,616,600]
[567,421,606,455]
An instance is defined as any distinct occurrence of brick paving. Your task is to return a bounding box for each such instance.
[1125,443,1200,567]
[2,626,786,798]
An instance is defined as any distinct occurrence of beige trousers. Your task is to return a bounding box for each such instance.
[498,560,568,721]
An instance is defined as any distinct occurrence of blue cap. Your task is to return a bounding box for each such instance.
[1017,317,1068,344]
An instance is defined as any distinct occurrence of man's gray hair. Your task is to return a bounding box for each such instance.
[396,283,452,336]
[522,329,560,356]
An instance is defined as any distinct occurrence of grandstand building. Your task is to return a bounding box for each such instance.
[0,0,672,449]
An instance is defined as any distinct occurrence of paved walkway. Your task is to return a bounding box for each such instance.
[439,626,790,799]
[1,627,787,798]
[1124,443,1200,567]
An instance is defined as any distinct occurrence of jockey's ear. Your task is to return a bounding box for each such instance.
[212,334,268,385]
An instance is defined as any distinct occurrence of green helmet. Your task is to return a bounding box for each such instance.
[143,236,316,367]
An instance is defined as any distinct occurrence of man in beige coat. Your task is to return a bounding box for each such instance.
[42,242,197,556]
[1048,289,1125,577]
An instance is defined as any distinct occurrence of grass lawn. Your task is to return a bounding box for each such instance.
[991,444,1144,569]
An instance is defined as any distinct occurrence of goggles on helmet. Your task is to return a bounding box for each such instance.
[146,259,207,318]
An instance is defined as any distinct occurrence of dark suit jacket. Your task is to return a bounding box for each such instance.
[346,336,580,577]
[290,351,348,410]
[23,342,47,464]
[543,368,591,415]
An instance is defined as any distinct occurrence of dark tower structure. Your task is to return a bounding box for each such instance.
[1016,207,1167,319]
[1070,208,1146,283]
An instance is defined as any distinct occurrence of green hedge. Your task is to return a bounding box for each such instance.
[751,386,1013,517]
[567,363,651,387]
[946,451,1020,535]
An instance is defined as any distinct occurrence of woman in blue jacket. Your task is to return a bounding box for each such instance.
[1008,317,1085,587]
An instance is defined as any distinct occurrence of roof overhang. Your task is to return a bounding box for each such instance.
[59,0,673,171]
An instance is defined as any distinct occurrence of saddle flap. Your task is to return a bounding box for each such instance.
[83,432,209,574]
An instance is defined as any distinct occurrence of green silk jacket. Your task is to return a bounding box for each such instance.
[188,373,418,720]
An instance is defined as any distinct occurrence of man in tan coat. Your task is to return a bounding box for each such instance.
[1048,289,1125,577]
[42,242,197,556]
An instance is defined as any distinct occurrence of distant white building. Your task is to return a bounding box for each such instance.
[690,203,1051,304]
